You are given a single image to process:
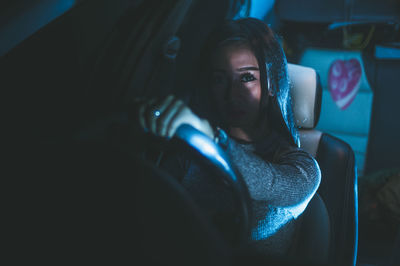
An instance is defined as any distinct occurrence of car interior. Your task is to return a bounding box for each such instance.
[2,0,399,265]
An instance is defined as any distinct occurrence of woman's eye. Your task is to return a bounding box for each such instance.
[240,73,256,83]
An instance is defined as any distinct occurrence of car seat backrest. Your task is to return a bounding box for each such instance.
[289,63,358,266]
[289,64,322,131]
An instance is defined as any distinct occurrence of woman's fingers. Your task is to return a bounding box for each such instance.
[142,98,156,132]
[166,105,205,139]
[140,95,180,136]
[138,95,212,139]
[157,98,184,137]
[166,103,188,138]
[147,95,174,134]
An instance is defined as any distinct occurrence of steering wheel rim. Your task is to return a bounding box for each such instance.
[173,124,252,245]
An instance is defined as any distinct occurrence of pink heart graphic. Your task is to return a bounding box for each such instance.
[328,59,362,110]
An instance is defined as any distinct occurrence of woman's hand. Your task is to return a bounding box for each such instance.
[139,95,214,139]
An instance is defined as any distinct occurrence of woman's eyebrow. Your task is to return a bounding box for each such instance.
[237,66,259,71]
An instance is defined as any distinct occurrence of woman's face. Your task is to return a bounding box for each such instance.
[210,44,262,129]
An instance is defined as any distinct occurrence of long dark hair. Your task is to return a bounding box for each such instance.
[195,18,298,146]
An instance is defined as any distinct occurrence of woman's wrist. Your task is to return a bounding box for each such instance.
[213,126,229,150]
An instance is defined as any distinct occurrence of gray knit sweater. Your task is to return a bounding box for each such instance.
[179,131,321,256]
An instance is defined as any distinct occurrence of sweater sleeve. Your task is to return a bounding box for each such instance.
[228,139,321,208]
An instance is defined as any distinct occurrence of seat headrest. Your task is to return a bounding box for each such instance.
[288,63,322,129]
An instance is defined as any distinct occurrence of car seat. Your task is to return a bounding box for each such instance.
[289,63,358,266]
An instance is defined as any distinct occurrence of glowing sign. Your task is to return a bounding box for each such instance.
[328,59,362,110]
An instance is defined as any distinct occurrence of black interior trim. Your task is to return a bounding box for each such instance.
[314,72,322,128]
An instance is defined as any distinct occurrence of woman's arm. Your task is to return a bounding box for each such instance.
[228,139,321,208]
[136,95,320,208]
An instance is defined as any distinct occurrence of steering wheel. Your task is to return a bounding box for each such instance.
[171,124,252,245]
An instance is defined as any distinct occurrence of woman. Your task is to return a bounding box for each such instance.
[138,18,321,256]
